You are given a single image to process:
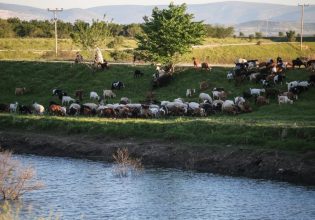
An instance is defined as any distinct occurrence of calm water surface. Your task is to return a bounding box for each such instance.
[12,155,315,220]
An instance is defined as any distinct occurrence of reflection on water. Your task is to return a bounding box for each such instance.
[10,154,315,220]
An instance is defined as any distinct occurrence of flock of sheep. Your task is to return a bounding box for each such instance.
[1,58,314,118]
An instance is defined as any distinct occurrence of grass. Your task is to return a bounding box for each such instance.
[1,37,314,63]
[0,61,315,151]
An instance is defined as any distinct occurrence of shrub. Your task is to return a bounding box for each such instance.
[0,149,43,200]
[112,148,143,177]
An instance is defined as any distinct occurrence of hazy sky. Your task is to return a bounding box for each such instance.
[0,0,314,9]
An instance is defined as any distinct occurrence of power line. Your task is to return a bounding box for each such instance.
[47,8,63,56]
[298,3,309,51]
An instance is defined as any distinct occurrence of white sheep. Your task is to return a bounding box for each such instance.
[249,88,265,96]
[103,90,116,98]
[278,95,293,105]
[186,89,196,97]
[83,103,98,110]
[90,91,100,100]
[32,102,45,115]
[199,93,212,103]
[234,97,245,105]
[9,102,18,113]
[62,96,75,105]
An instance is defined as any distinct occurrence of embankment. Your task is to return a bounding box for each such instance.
[1,130,314,185]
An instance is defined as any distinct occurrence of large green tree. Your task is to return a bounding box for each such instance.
[136,3,205,66]
[70,18,113,50]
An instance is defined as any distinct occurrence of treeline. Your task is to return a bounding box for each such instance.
[204,24,234,38]
[0,18,143,38]
[0,18,235,39]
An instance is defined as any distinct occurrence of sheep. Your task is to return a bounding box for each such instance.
[249,88,265,96]
[82,103,98,110]
[103,90,116,99]
[297,81,310,89]
[62,96,75,105]
[199,93,212,103]
[9,102,18,113]
[60,106,67,116]
[234,97,245,105]
[227,71,234,81]
[278,95,293,105]
[186,89,196,97]
[199,81,209,91]
[90,91,100,100]
[286,81,298,92]
[249,73,260,82]
[222,100,237,114]
[212,91,227,100]
[255,96,269,106]
[120,97,130,104]
[69,103,81,116]
[281,91,298,100]
[75,90,83,101]
[32,102,45,115]
[15,87,26,95]
[174,98,184,103]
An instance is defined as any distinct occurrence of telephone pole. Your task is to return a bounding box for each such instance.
[298,4,309,51]
[48,8,63,56]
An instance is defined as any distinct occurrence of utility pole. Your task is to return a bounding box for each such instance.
[298,4,309,51]
[48,8,63,56]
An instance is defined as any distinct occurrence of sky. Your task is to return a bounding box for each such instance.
[0,0,314,9]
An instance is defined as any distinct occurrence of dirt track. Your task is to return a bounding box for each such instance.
[0,130,314,185]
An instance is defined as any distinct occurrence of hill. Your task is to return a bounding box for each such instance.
[0,2,314,24]
[0,61,314,150]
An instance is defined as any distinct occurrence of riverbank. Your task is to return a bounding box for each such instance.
[1,130,314,185]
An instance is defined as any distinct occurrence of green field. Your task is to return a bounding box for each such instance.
[0,61,315,151]
[1,37,314,64]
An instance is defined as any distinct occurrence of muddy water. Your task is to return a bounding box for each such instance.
[14,155,315,220]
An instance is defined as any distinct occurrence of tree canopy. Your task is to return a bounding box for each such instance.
[136,3,205,65]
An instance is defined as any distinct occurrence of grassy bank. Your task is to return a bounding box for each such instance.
[0,61,315,151]
[1,38,314,63]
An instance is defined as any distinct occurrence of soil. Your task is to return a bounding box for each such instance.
[0,130,314,185]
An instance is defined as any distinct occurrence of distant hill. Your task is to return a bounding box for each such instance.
[1,1,314,24]
[236,20,315,36]
[0,1,315,35]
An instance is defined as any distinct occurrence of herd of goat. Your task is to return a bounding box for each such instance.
[1,57,314,118]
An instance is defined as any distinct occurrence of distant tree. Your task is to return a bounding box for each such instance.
[136,3,205,67]
[70,18,113,49]
[205,24,234,38]
[0,19,15,37]
[255,32,263,39]
[239,32,245,37]
[286,30,296,42]
[278,32,284,37]
[248,34,254,41]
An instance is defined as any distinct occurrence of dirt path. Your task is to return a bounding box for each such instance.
[0,130,314,185]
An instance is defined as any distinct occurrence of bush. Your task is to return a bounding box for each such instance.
[0,149,43,200]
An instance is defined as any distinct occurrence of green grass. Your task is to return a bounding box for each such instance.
[1,38,314,63]
[0,61,315,151]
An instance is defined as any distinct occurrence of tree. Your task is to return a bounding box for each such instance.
[239,32,245,37]
[248,34,254,41]
[286,30,296,42]
[278,32,284,37]
[70,17,113,50]
[255,32,263,39]
[136,3,205,66]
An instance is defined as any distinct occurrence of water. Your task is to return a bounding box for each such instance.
[9,155,315,220]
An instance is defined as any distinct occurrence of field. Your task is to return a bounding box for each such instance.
[1,37,314,64]
[0,61,315,151]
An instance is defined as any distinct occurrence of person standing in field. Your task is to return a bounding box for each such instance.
[94,47,104,65]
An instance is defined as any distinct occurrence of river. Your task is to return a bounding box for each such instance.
[9,154,315,220]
